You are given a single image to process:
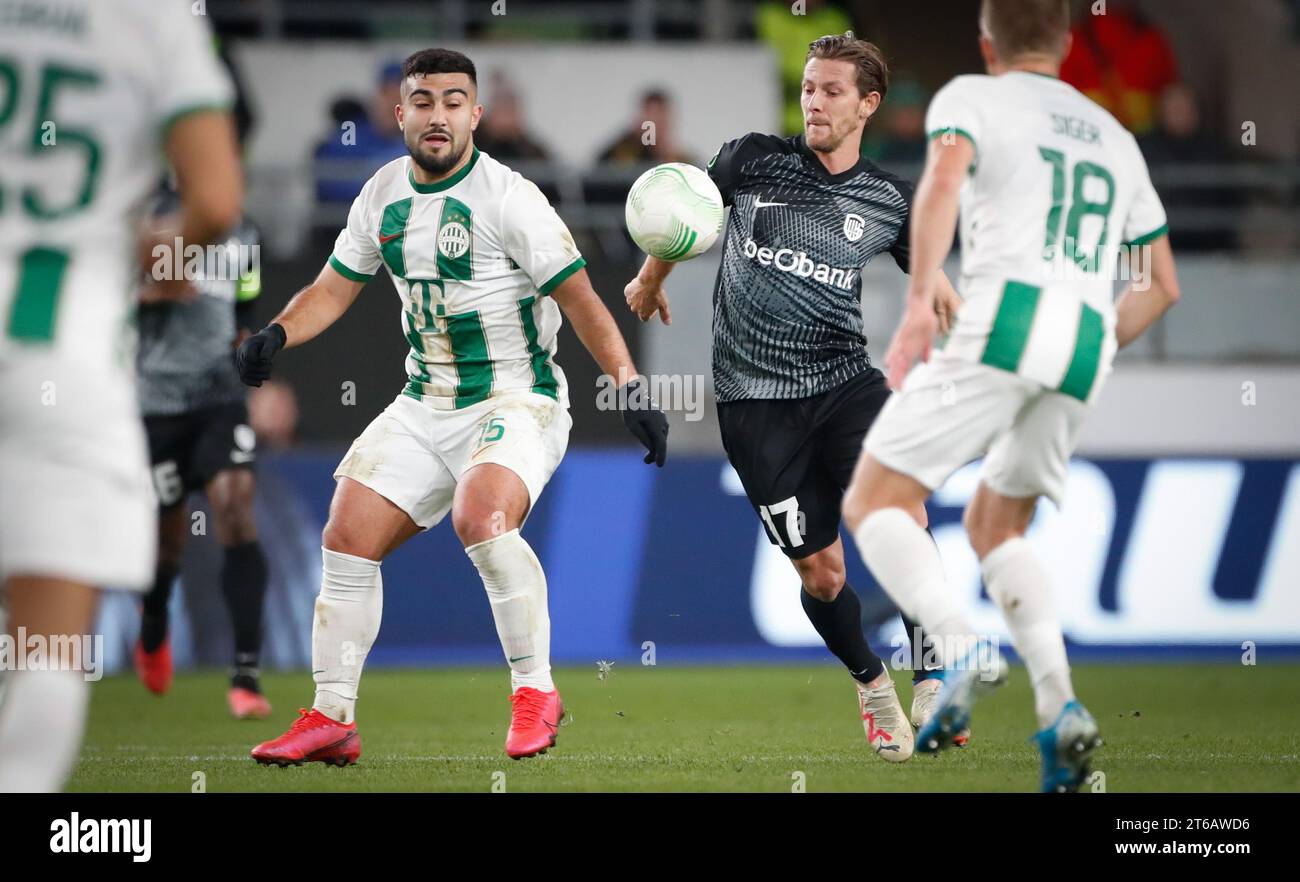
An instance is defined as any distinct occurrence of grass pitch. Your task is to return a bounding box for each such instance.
[69,662,1300,793]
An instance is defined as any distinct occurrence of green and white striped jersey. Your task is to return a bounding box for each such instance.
[0,0,232,365]
[925,71,1168,403]
[330,149,585,410]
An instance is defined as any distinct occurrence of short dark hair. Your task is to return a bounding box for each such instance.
[806,31,889,101]
[979,0,1070,60]
[401,48,477,87]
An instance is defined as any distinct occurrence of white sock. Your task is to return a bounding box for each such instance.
[981,537,1074,728]
[852,508,978,666]
[312,547,383,724]
[466,529,553,692]
[0,669,89,792]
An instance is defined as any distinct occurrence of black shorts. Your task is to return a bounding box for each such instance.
[144,401,256,509]
[717,367,891,559]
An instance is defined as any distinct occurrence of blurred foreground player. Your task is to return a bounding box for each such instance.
[625,33,965,762]
[0,0,242,791]
[237,49,667,765]
[844,0,1181,791]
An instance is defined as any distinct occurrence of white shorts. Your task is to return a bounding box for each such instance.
[335,391,572,529]
[0,355,157,589]
[864,355,1089,506]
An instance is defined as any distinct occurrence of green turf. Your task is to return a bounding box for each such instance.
[69,663,1300,793]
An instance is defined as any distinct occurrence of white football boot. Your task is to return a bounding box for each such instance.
[911,677,970,748]
[916,641,1008,754]
[855,673,914,762]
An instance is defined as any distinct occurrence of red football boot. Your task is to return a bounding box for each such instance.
[228,687,273,720]
[505,687,563,759]
[133,639,173,695]
[250,708,360,767]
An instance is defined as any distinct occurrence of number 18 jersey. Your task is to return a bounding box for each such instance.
[926,71,1167,402]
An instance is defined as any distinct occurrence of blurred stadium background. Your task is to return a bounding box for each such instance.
[97,0,1300,675]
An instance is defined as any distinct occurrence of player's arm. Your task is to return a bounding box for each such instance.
[1115,234,1180,349]
[883,135,974,388]
[887,173,961,334]
[624,255,675,325]
[139,112,244,303]
[552,269,669,466]
[165,112,244,247]
[1115,140,1178,350]
[234,262,366,386]
[624,133,755,326]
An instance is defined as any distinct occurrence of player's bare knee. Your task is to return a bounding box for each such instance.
[964,512,1022,559]
[910,502,929,529]
[452,502,512,548]
[212,499,257,546]
[801,577,843,601]
[156,508,189,567]
[322,518,370,559]
[206,471,258,545]
[796,556,845,600]
[841,485,871,531]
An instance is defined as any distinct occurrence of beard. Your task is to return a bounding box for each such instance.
[805,121,845,153]
[407,129,467,176]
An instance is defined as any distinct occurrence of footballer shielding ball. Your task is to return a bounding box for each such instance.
[624,162,724,262]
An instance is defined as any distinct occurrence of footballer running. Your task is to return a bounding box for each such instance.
[625,32,965,762]
[237,49,669,765]
[842,0,1180,791]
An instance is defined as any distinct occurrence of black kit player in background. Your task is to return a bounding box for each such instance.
[133,50,273,719]
[135,188,271,720]
[625,32,966,760]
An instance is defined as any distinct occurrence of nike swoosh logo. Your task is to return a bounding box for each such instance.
[754,197,787,209]
[379,232,403,243]
[509,655,534,663]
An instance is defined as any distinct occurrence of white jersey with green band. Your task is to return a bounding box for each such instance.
[330,149,584,411]
[0,0,232,366]
[925,71,1167,403]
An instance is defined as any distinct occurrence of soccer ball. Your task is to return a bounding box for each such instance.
[624,162,724,262]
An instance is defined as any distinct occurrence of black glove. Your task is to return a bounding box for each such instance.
[619,376,669,467]
[235,323,286,387]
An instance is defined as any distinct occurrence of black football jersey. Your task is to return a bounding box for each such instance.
[706,133,913,402]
